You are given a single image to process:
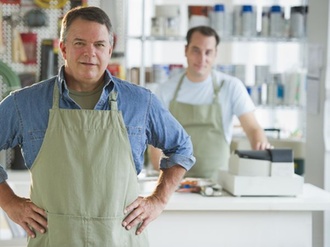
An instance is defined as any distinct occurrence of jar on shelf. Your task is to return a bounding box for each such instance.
[269,5,284,38]
[224,7,233,38]
[268,73,285,105]
[290,6,308,38]
[233,5,241,36]
[151,17,165,36]
[212,4,225,38]
[165,17,180,36]
[255,65,270,105]
[241,5,256,37]
[188,6,211,28]
[153,5,180,36]
[260,7,269,37]
[152,64,170,83]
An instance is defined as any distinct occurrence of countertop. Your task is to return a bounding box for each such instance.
[162,183,330,211]
[6,170,330,212]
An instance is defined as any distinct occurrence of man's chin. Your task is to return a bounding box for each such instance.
[195,70,208,78]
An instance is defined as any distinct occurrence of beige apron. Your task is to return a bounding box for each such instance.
[28,82,149,247]
[169,74,229,180]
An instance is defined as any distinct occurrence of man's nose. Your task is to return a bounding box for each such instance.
[83,45,96,56]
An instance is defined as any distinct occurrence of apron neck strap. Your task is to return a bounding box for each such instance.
[173,72,223,102]
[109,91,118,110]
[52,80,60,109]
[212,77,224,103]
[172,73,185,101]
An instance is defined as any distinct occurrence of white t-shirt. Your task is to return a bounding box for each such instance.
[155,70,255,144]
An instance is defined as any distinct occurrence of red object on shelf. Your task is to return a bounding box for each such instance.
[107,63,120,77]
[188,6,212,17]
[20,32,37,65]
[0,0,20,4]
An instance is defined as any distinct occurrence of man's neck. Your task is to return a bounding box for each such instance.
[185,71,210,83]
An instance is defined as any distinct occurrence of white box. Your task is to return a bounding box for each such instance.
[229,154,294,177]
[229,155,271,176]
[219,170,304,196]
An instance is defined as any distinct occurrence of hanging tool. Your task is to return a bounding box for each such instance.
[23,8,49,28]
[13,29,27,63]
[3,13,27,63]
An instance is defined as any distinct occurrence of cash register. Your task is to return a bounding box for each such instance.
[219,149,304,196]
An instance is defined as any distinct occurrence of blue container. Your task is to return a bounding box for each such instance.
[242,5,253,13]
[214,4,225,12]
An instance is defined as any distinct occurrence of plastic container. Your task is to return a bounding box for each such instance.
[151,17,165,36]
[255,65,270,105]
[290,6,308,38]
[165,17,180,36]
[213,4,225,38]
[260,7,269,37]
[152,64,170,83]
[224,8,233,38]
[266,74,284,105]
[270,5,284,38]
[233,5,241,36]
[241,5,255,37]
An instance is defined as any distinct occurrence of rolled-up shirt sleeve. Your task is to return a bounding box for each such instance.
[0,94,21,184]
[147,93,195,171]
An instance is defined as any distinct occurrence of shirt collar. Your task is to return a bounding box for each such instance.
[56,66,114,96]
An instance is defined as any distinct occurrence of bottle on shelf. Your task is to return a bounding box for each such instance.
[212,4,225,38]
[224,6,234,38]
[241,5,257,37]
[268,73,285,105]
[255,65,271,105]
[269,5,284,38]
[151,17,165,36]
[188,5,211,29]
[152,5,180,37]
[260,7,269,37]
[290,6,308,38]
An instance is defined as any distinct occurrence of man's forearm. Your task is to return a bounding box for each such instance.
[0,181,17,211]
[152,164,186,205]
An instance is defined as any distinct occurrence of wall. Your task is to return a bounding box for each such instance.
[305,1,330,247]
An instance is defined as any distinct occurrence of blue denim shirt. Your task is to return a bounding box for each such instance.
[0,67,195,183]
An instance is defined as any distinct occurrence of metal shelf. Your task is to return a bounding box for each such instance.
[127,35,307,43]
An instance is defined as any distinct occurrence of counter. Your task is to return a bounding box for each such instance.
[2,171,330,247]
[146,183,330,247]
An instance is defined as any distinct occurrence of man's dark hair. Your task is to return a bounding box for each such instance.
[186,26,220,46]
[60,6,114,46]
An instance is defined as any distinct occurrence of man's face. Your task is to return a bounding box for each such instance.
[60,18,112,90]
[185,32,217,82]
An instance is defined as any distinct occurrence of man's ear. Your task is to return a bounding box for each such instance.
[59,41,66,59]
[108,46,113,56]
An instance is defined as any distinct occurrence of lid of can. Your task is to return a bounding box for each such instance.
[291,6,308,14]
[270,5,282,13]
[242,5,253,12]
[214,4,225,12]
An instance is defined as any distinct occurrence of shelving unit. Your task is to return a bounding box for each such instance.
[125,1,308,79]
[125,0,308,140]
